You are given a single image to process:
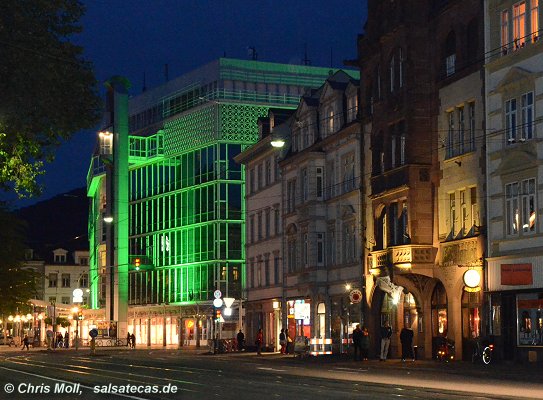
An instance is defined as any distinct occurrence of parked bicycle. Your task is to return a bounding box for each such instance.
[472,336,494,365]
[435,337,455,362]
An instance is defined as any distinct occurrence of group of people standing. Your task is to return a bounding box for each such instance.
[278,328,293,354]
[351,322,415,362]
[126,332,136,348]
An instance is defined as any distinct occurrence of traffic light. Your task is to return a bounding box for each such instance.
[214,307,222,321]
[77,311,83,321]
[134,258,141,271]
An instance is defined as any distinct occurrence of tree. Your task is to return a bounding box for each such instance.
[0,205,38,315]
[0,0,101,197]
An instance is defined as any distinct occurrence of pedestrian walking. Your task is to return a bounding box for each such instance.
[400,326,415,361]
[21,335,29,351]
[279,329,286,354]
[352,324,363,361]
[127,332,131,347]
[380,321,393,361]
[236,329,245,351]
[64,331,69,348]
[361,326,370,360]
[130,333,136,348]
[256,328,263,355]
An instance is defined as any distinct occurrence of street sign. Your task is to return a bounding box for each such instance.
[349,289,362,304]
[89,328,98,338]
[213,290,222,299]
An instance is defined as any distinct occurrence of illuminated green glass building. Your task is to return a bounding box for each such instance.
[87,58,342,345]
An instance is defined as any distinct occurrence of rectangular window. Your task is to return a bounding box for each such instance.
[48,296,56,305]
[399,48,404,87]
[506,182,520,235]
[521,92,534,140]
[274,208,280,235]
[274,155,280,181]
[513,2,527,49]
[389,56,395,92]
[265,160,271,186]
[61,297,70,304]
[328,230,336,265]
[391,136,397,168]
[265,209,270,238]
[458,106,465,154]
[301,168,308,202]
[49,273,58,288]
[257,164,263,190]
[468,102,476,151]
[328,109,335,135]
[471,187,478,227]
[460,190,467,235]
[450,193,456,236]
[502,10,510,53]
[317,233,325,266]
[521,178,536,233]
[249,169,255,194]
[343,153,355,193]
[316,167,323,199]
[80,274,88,288]
[531,0,539,42]
[287,179,296,213]
[400,133,406,165]
[302,233,309,267]
[61,274,70,288]
[447,111,455,158]
[249,215,255,243]
[446,53,456,76]
[257,212,262,240]
[274,256,280,284]
[264,257,270,286]
[505,98,517,143]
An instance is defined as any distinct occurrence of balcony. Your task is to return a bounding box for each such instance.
[368,244,436,272]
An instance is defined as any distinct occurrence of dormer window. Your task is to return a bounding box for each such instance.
[55,254,66,263]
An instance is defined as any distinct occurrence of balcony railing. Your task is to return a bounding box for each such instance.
[368,244,435,270]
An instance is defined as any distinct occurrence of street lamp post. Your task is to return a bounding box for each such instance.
[72,307,80,350]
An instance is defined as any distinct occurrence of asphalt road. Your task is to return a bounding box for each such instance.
[0,349,541,400]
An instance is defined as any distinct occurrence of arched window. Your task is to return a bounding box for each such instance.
[445,31,456,76]
[431,282,448,336]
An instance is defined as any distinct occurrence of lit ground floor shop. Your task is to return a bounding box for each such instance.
[487,256,543,363]
[68,303,243,348]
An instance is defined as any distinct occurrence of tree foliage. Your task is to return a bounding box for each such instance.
[0,205,38,315]
[0,0,101,197]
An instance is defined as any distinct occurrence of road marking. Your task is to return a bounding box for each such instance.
[9,357,201,387]
[257,367,287,372]
[0,365,148,400]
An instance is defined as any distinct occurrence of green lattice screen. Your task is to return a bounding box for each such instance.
[219,103,270,143]
[163,105,216,155]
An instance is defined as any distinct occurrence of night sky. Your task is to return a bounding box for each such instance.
[8,0,367,208]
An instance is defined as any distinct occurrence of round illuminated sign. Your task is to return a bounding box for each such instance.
[213,298,223,308]
[73,288,84,303]
[213,290,222,299]
[463,269,481,288]
[349,290,362,304]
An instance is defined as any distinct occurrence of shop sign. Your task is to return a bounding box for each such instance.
[294,302,310,323]
[501,264,533,285]
[349,289,362,304]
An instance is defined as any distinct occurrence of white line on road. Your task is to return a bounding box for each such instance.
[256,367,287,372]
[0,366,149,400]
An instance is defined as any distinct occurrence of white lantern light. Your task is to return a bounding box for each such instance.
[463,269,481,288]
